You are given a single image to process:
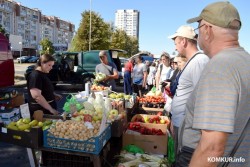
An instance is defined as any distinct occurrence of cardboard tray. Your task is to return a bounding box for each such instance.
[131,114,170,126]
[123,122,168,155]
[0,123,43,149]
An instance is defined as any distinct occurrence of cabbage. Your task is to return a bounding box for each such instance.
[94,72,106,82]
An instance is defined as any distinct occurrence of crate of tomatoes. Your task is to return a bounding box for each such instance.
[138,96,165,108]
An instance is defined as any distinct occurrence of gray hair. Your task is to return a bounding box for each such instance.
[99,50,107,57]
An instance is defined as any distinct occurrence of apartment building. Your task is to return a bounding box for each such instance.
[0,0,75,56]
[115,9,139,39]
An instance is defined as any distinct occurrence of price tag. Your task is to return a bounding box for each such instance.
[20,103,30,118]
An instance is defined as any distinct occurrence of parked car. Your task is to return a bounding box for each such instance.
[120,57,128,67]
[25,49,125,88]
[130,53,154,65]
[27,56,39,63]
[17,56,35,63]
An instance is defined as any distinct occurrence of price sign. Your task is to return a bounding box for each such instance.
[20,103,30,118]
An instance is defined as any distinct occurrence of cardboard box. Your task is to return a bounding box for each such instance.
[6,93,25,108]
[1,113,20,125]
[139,106,164,115]
[131,114,170,127]
[0,108,20,119]
[123,123,168,155]
[111,99,125,113]
[0,123,43,149]
[111,115,127,137]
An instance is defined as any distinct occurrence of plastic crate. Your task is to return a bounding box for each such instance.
[43,124,111,155]
[42,150,94,167]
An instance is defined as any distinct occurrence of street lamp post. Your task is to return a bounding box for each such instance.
[19,42,22,64]
[89,0,92,51]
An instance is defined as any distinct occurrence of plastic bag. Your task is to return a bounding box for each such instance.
[167,130,175,164]
[123,144,144,154]
[63,94,83,113]
[150,86,156,93]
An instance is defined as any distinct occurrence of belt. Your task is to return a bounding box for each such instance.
[31,100,54,105]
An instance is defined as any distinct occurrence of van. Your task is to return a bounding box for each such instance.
[25,49,124,88]
[0,33,14,88]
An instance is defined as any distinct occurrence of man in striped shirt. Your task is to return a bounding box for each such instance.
[177,2,250,167]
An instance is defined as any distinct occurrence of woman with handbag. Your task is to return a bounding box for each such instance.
[132,55,147,97]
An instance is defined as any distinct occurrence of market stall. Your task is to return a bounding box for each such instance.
[0,84,137,166]
[0,81,173,167]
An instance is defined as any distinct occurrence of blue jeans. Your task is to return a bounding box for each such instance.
[124,71,132,95]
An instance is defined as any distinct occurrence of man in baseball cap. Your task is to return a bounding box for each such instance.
[167,24,209,160]
[168,25,197,40]
[187,1,241,30]
[177,1,250,167]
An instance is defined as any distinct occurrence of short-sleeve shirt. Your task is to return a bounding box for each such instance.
[171,52,209,127]
[132,63,147,85]
[157,64,172,82]
[180,47,250,166]
[95,62,118,90]
[27,70,55,103]
[124,61,133,72]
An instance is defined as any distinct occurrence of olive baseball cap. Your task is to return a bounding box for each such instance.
[187,1,241,30]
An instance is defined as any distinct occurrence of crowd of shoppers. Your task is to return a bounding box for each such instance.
[120,2,249,167]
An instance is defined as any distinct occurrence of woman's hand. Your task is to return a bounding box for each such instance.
[50,108,59,115]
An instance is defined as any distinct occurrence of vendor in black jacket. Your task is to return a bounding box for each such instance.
[27,54,62,119]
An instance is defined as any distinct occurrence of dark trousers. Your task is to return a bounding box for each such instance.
[133,84,143,97]
[124,71,132,95]
[174,126,179,157]
[175,146,195,167]
[29,101,57,117]
[147,84,153,92]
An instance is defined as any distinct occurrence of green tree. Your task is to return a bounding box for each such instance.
[110,30,127,50]
[0,24,6,34]
[127,36,139,57]
[70,11,111,51]
[110,30,139,57]
[40,38,55,55]
[0,24,9,39]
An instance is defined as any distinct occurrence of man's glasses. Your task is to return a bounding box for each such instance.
[194,24,205,33]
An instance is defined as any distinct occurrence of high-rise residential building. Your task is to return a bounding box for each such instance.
[0,0,75,56]
[115,9,139,39]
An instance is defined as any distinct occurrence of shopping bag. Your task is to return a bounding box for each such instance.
[63,94,83,113]
[167,130,175,164]
[150,86,156,93]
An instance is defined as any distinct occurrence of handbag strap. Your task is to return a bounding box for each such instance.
[177,51,201,151]
[178,51,201,78]
[222,118,249,167]
[101,63,113,75]
[173,52,201,95]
